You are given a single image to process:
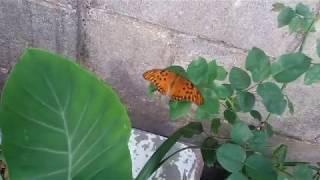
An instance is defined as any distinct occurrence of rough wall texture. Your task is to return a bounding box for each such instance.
[1,0,320,163]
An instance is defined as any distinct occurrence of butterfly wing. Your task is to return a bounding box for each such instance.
[170,76,204,105]
[143,69,177,95]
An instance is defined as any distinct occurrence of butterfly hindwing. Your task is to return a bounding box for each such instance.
[170,76,204,105]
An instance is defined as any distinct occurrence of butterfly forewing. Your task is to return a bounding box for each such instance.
[143,69,177,95]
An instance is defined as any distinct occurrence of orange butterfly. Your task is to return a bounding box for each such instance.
[143,69,204,105]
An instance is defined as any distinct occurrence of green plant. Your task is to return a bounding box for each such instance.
[139,2,320,180]
[0,49,132,179]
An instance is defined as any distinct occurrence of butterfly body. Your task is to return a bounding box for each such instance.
[143,69,204,105]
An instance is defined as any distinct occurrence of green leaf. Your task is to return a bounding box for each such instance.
[301,18,316,32]
[180,122,203,138]
[166,65,187,78]
[227,172,248,180]
[257,82,287,115]
[245,47,271,82]
[271,53,311,83]
[207,60,218,83]
[304,64,320,85]
[250,110,262,121]
[169,101,191,120]
[201,137,218,167]
[278,7,296,27]
[147,84,157,97]
[231,122,254,145]
[0,48,132,179]
[136,122,202,179]
[187,57,208,85]
[286,96,294,114]
[216,65,228,81]
[245,154,277,180]
[211,118,221,134]
[224,109,237,124]
[296,3,313,18]
[229,67,251,90]
[199,88,220,115]
[289,16,304,33]
[264,123,274,137]
[272,144,288,167]
[195,107,211,120]
[216,143,246,172]
[237,91,255,112]
[214,83,233,99]
[317,39,320,58]
[272,3,285,12]
[248,131,269,153]
[293,164,313,180]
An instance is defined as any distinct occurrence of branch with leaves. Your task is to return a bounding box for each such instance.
[140,2,320,180]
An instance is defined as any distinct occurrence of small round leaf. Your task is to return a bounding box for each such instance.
[245,154,277,180]
[229,67,251,90]
[217,144,246,172]
[237,91,255,112]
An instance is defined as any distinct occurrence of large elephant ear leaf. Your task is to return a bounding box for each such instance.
[0,48,132,179]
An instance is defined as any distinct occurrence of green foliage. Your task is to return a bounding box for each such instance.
[224,109,237,124]
[293,164,313,180]
[166,65,188,78]
[271,53,311,83]
[295,3,313,18]
[140,2,320,180]
[207,60,218,83]
[277,2,316,33]
[248,131,269,153]
[216,65,228,80]
[227,172,248,180]
[237,91,255,112]
[211,118,221,134]
[286,96,295,114]
[317,40,320,58]
[257,82,287,115]
[214,83,233,99]
[0,48,132,179]
[217,143,246,172]
[278,7,296,27]
[272,144,288,170]
[198,88,220,115]
[245,47,271,82]
[147,83,157,97]
[245,154,277,180]
[250,110,262,121]
[231,122,254,144]
[187,57,208,85]
[201,137,218,167]
[304,64,320,85]
[229,67,251,90]
[169,101,191,120]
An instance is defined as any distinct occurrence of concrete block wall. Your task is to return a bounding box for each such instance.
[1,0,320,163]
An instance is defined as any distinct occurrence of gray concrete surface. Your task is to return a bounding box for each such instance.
[0,0,320,165]
[130,129,202,179]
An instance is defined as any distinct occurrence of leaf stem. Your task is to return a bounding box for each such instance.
[298,18,317,52]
